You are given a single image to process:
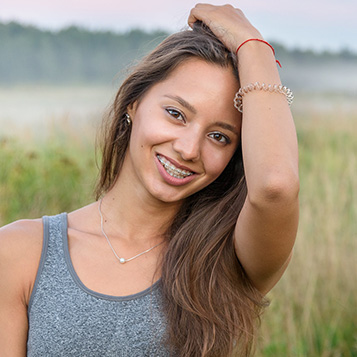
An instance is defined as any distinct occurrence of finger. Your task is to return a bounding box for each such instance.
[187,7,200,28]
[187,3,213,28]
[187,11,197,28]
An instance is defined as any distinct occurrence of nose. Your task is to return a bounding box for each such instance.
[172,129,202,162]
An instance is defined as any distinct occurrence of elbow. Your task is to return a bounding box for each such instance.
[263,173,299,202]
[249,171,300,207]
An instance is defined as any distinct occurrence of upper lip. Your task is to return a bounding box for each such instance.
[157,153,197,173]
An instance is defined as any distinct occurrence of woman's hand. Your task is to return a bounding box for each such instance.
[188,3,263,53]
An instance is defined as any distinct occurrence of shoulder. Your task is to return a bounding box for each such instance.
[0,219,44,304]
[0,219,43,256]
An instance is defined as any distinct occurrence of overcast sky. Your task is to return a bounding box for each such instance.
[1,0,356,52]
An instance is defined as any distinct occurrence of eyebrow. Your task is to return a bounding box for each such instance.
[213,122,239,135]
[164,94,239,135]
[163,94,197,114]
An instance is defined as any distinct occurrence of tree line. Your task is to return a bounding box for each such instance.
[0,22,167,84]
[0,21,356,89]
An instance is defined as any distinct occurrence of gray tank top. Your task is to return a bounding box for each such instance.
[27,213,173,356]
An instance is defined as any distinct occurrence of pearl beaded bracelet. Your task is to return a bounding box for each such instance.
[233,82,294,113]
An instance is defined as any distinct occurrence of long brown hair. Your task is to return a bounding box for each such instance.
[96,23,267,356]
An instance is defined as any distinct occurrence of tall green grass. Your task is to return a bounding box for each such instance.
[0,120,98,223]
[257,113,357,356]
[0,108,356,356]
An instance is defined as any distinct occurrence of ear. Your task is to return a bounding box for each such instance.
[126,101,138,120]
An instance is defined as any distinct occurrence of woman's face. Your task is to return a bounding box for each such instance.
[123,58,241,204]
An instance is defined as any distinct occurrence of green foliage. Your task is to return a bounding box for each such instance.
[0,136,98,223]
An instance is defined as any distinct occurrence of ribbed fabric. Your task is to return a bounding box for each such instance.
[27,213,172,356]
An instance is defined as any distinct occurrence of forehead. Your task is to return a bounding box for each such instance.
[142,58,240,119]
[162,58,237,94]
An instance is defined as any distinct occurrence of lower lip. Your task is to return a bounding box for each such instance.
[155,155,197,186]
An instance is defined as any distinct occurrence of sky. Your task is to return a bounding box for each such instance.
[1,0,357,53]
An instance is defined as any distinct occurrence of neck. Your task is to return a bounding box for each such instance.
[101,180,181,243]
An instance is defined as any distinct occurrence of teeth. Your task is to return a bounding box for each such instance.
[157,155,194,178]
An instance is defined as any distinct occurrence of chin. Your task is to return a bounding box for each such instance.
[151,190,186,204]
[146,184,190,204]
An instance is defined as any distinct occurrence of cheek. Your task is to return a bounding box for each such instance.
[204,149,235,179]
[131,111,171,147]
[130,120,156,148]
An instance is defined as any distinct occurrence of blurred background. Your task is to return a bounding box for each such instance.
[0,0,356,355]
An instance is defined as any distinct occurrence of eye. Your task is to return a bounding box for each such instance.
[166,108,185,123]
[208,132,231,144]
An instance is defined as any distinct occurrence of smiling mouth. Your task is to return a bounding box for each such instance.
[157,155,194,179]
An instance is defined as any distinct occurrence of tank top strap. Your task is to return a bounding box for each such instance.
[28,213,68,313]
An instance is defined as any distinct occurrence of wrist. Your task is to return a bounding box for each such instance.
[237,43,282,87]
[236,39,281,69]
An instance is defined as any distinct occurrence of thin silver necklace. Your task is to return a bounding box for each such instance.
[98,199,164,264]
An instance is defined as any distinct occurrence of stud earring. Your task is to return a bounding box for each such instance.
[124,113,131,125]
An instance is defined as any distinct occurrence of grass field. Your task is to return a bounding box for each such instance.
[257,110,357,356]
[0,89,356,356]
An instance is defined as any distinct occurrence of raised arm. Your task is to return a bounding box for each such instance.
[0,220,43,356]
[188,4,299,294]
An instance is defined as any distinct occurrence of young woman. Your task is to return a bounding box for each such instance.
[0,4,299,356]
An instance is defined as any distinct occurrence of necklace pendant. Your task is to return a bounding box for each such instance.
[98,199,164,265]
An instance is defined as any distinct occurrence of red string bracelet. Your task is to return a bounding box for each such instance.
[236,38,282,68]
